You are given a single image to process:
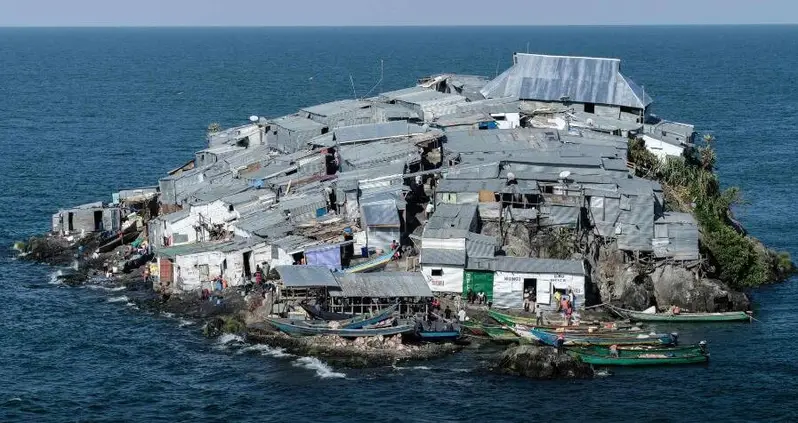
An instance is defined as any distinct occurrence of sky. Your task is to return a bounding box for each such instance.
[1,0,797,27]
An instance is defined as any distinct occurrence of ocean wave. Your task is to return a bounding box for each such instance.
[162,312,175,318]
[237,344,293,358]
[292,356,345,379]
[218,333,245,345]
[107,296,129,303]
[178,319,194,327]
[48,270,64,285]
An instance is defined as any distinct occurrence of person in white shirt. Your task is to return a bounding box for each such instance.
[457,308,467,322]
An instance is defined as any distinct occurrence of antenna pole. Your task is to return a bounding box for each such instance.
[350,74,357,98]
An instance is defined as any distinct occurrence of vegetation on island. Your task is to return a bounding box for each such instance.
[628,135,795,289]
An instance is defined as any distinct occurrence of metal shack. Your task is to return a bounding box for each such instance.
[465,256,586,310]
[52,202,121,235]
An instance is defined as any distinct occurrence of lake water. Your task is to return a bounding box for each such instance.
[1,26,797,422]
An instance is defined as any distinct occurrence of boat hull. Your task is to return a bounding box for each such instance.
[266,318,413,337]
[568,346,709,366]
[530,328,675,347]
[624,310,751,322]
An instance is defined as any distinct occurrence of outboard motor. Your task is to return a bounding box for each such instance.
[670,332,679,345]
[699,340,708,355]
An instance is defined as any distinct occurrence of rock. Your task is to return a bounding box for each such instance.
[495,344,593,379]
[650,265,749,312]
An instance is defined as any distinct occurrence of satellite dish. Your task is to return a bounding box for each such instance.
[586,118,594,127]
[249,115,259,123]
[558,170,571,180]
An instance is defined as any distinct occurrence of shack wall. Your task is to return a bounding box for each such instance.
[421,265,463,293]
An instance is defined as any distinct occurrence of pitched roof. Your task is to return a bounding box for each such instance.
[330,272,433,298]
[420,248,466,266]
[426,203,478,231]
[494,256,585,275]
[274,265,340,288]
[481,53,653,109]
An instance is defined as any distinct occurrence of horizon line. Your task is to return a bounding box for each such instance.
[1,23,797,29]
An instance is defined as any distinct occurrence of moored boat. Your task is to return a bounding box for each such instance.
[265,317,414,337]
[568,342,709,366]
[488,310,631,332]
[300,303,353,321]
[344,248,399,273]
[614,306,752,323]
[529,328,676,347]
[301,303,398,329]
[413,320,462,341]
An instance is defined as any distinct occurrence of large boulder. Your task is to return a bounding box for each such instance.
[495,344,593,379]
[650,265,749,312]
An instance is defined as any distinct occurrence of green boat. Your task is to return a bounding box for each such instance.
[617,307,751,323]
[568,343,709,366]
[488,310,632,332]
[484,326,521,342]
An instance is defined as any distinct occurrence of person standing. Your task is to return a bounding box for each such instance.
[444,306,452,320]
[556,332,565,354]
[457,308,467,322]
[535,304,544,326]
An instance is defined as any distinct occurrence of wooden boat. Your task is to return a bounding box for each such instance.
[616,306,751,323]
[461,321,489,336]
[302,304,398,329]
[414,320,462,342]
[344,248,399,273]
[568,343,709,366]
[265,317,414,337]
[299,303,354,321]
[529,328,676,347]
[489,310,632,333]
[484,326,521,342]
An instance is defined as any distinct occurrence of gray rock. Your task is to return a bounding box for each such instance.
[495,344,593,379]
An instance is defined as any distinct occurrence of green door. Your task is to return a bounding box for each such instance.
[463,270,494,302]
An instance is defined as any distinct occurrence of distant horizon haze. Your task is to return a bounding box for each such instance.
[1,0,797,27]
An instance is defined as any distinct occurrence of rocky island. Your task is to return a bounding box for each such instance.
[17,52,794,376]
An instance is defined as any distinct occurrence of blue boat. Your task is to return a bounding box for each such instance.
[344,248,399,273]
[265,318,414,337]
[304,303,398,329]
[414,320,462,342]
[529,328,676,347]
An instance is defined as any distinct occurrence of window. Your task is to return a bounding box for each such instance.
[431,269,443,276]
[584,103,595,114]
[228,204,234,212]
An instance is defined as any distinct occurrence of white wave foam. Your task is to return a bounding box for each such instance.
[162,312,175,318]
[178,319,194,327]
[107,296,129,303]
[292,356,345,379]
[48,270,64,285]
[218,333,245,345]
[109,286,126,292]
[238,344,293,358]
[595,369,613,378]
[70,260,79,271]
[393,365,431,371]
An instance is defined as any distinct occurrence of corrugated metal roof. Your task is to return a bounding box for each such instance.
[332,121,426,144]
[163,209,190,223]
[271,115,327,132]
[420,248,466,266]
[189,182,249,205]
[156,238,257,258]
[426,203,478,231]
[455,97,521,115]
[437,178,506,193]
[377,86,430,102]
[433,111,494,127]
[300,99,371,117]
[360,202,400,227]
[446,162,502,180]
[481,53,653,109]
[330,272,433,298]
[274,265,340,288]
[234,208,289,234]
[494,256,585,275]
[271,234,317,254]
[466,237,497,258]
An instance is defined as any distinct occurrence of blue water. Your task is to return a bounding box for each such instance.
[2,26,797,422]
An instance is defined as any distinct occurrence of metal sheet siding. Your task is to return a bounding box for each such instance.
[463,270,494,301]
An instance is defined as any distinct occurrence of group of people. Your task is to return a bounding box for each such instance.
[554,289,577,326]
[465,288,487,305]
